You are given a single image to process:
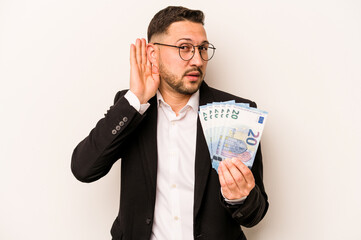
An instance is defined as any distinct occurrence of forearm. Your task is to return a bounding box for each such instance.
[71,91,145,183]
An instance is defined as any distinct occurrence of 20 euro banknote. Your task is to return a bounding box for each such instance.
[199,102,268,172]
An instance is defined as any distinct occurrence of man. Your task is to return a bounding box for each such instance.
[71,6,268,240]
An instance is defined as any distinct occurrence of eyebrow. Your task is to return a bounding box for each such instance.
[176,38,210,45]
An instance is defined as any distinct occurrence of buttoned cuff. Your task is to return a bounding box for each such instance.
[124,90,150,115]
[221,188,247,205]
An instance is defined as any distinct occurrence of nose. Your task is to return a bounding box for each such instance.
[189,47,204,67]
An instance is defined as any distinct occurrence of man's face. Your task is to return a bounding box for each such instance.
[155,21,209,95]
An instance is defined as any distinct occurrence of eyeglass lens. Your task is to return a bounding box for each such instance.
[179,43,215,61]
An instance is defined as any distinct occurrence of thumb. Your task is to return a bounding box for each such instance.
[152,65,160,81]
[152,65,159,74]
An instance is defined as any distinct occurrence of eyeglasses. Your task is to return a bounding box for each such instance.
[153,42,216,61]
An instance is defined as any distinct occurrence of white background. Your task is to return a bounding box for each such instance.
[1,0,361,239]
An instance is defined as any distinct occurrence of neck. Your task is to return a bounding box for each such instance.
[158,88,192,116]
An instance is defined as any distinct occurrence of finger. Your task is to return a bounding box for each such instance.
[144,58,151,76]
[224,158,246,190]
[130,44,137,67]
[231,158,255,187]
[141,38,147,67]
[146,53,151,68]
[218,162,233,198]
[218,162,227,188]
[220,160,240,193]
[136,38,142,65]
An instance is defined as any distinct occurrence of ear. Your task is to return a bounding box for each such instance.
[147,43,159,67]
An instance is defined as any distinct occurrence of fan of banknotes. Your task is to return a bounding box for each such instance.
[199,101,268,172]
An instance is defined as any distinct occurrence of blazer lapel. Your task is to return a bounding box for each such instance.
[138,83,216,218]
[139,96,158,205]
[194,82,215,218]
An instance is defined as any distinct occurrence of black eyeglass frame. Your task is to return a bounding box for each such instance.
[153,42,216,61]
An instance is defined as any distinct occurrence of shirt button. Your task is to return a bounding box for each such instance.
[174,216,179,221]
[115,125,121,130]
[112,129,117,135]
[171,184,176,188]
[119,121,124,126]
[123,117,128,122]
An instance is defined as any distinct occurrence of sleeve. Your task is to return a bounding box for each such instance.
[124,90,150,114]
[71,90,147,183]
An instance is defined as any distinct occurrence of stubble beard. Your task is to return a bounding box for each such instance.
[159,63,204,95]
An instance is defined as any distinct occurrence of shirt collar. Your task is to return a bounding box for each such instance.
[157,89,200,112]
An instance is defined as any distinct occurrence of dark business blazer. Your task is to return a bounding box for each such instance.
[71,81,268,240]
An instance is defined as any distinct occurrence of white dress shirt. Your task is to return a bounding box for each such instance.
[125,90,198,240]
[151,90,199,240]
[124,90,245,240]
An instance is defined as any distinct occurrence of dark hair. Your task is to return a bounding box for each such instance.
[147,6,205,42]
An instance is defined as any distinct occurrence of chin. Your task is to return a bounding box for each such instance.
[179,81,202,95]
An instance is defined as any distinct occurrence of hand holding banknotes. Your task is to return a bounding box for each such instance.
[129,38,160,104]
[218,158,255,200]
[198,101,268,200]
